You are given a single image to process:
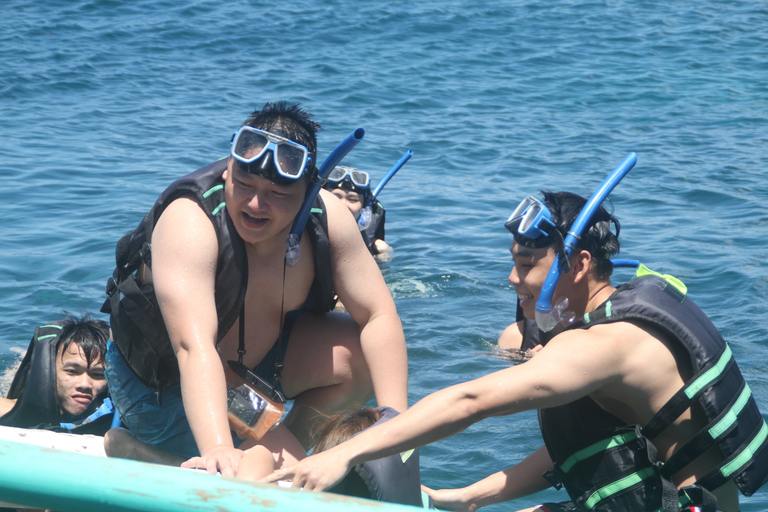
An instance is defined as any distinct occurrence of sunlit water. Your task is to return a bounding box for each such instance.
[2,1,767,509]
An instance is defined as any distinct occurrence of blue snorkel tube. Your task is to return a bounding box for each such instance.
[371,149,413,203]
[285,128,365,267]
[535,152,638,332]
[356,148,413,230]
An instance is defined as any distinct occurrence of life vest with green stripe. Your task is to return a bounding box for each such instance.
[101,158,335,393]
[539,271,768,512]
[0,322,115,435]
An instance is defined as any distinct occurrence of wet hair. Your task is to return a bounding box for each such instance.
[56,312,109,368]
[313,408,382,453]
[541,190,621,280]
[242,101,322,175]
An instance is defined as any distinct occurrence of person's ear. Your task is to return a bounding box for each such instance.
[572,250,592,284]
[222,157,231,181]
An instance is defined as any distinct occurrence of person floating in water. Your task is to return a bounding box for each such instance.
[323,165,392,260]
[0,312,114,436]
[265,180,768,512]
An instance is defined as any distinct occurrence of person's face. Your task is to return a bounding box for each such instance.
[224,157,307,245]
[55,342,107,417]
[508,242,558,319]
[330,188,364,220]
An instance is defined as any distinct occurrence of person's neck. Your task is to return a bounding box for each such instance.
[584,281,615,314]
[244,223,296,259]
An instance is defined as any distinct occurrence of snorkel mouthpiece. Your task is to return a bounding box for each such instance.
[534,152,637,332]
[285,128,365,267]
[357,206,373,230]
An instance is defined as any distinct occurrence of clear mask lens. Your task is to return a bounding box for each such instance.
[328,166,370,188]
[231,127,309,179]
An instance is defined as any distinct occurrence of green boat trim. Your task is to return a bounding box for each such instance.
[0,438,423,511]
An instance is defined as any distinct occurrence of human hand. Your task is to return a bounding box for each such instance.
[261,448,352,491]
[422,485,476,512]
[180,445,245,477]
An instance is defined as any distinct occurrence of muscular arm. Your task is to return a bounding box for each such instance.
[151,197,241,476]
[322,190,408,412]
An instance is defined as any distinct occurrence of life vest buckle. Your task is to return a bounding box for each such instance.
[105,276,118,297]
[543,468,565,490]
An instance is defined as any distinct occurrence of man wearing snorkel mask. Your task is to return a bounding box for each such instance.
[267,190,766,512]
[100,102,408,478]
[323,165,392,259]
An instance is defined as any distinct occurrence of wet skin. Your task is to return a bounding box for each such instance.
[56,342,107,417]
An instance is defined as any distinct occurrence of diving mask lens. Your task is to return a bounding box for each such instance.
[507,196,538,225]
[505,196,556,240]
[231,126,309,179]
[328,166,370,189]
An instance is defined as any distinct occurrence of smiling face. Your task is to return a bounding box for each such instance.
[224,157,308,246]
[55,341,107,417]
[508,242,559,319]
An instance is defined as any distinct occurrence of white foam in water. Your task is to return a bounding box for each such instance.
[0,348,25,397]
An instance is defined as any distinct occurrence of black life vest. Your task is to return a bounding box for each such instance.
[539,272,768,511]
[0,322,114,435]
[516,301,563,351]
[360,200,386,255]
[328,406,431,507]
[101,158,336,392]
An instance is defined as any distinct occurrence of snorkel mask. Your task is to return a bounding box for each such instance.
[507,152,637,332]
[326,166,375,229]
[324,149,415,231]
[230,126,313,185]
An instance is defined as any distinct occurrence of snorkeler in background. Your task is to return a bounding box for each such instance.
[324,166,392,260]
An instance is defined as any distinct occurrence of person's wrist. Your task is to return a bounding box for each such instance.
[200,441,236,456]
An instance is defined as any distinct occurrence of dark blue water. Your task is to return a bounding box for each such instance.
[2,1,767,509]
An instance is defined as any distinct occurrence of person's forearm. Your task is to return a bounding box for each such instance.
[460,446,553,510]
[176,343,233,455]
[359,312,409,412]
[335,380,485,469]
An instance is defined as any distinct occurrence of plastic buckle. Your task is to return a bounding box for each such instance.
[105,277,118,297]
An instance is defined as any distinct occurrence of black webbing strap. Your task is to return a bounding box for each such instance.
[643,351,734,440]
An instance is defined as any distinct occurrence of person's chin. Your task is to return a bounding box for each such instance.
[64,400,92,417]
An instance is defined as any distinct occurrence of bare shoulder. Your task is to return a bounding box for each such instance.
[151,197,218,287]
[319,189,358,239]
[153,197,217,250]
[497,321,524,350]
[519,325,637,393]
[319,188,373,260]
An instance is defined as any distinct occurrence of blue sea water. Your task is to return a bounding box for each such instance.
[1,0,767,509]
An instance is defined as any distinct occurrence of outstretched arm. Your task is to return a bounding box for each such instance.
[264,327,624,492]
